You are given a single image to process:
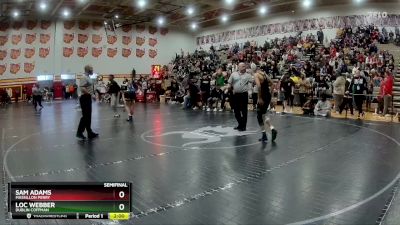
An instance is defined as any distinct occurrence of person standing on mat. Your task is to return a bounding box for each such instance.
[381,69,394,116]
[349,70,367,119]
[339,74,354,115]
[255,69,277,142]
[228,62,252,131]
[124,69,137,122]
[32,84,43,111]
[76,65,99,140]
[214,67,228,111]
[141,77,148,103]
[108,74,121,118]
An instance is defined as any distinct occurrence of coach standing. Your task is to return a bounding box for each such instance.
[76,65,99,140]
[228,62,252,131]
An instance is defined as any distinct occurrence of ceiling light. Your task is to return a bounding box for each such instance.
[12,10,20,18]
[354,0,363,3]
[115,14,119,19]
[104,21,108,25]
[302,0,311,8]
[39,2,47,11]
[157,17,165,26]
[221,14,228,23]
[259,5,267,15]
[187,6,194,15]
[225,0,235,5]
[191,22,198,30]
[137,0,147,9]
[78,0,88,3]
[62,9,70,17]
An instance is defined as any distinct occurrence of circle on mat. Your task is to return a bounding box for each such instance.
[142,125,260,149]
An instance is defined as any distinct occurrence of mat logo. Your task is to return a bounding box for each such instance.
[147,126,256,147]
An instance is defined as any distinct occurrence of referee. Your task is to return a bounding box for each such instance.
[228,62,252,131]
[76,65,99,140]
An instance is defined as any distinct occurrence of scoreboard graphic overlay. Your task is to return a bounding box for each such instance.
[8,182,132,220]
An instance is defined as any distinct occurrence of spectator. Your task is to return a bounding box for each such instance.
[207,87,220,112]
[168,78,180,103]
[314,94,331,117]
[280,73,295,113]
[380,70,394,116]
[372,70,382,87]
[141,77,148,103]
[349,70,368,118]
[96,76,106,102]
[72,83,78,99]
[298,75,311,107]
[252,78,258,110]
[339,74,354,115]
[108,75,121,118]
[214,68,229,111]
[32,84,43,111]
[200,74,211,110]
[317,28,324,44]
[333,73,346,112]
[0,89,10,106]
[121,78,128,92]
[183,79,199,110]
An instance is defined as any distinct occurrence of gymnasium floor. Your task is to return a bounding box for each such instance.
[1,101,400,225]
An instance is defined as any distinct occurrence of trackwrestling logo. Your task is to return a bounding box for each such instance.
[145,126,257,147]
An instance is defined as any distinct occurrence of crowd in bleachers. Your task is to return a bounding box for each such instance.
[151,24,397,118]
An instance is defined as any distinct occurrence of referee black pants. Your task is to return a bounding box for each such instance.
[77,94,94,135]
[233,92,249,129]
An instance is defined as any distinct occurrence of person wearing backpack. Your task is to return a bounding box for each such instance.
[124,69,137,122]
[108,74,121,118]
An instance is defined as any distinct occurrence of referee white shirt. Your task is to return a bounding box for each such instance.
[228,64,253,94]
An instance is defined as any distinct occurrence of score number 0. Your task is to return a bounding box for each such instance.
[119,191,126,211]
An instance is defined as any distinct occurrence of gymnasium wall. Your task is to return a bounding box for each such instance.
[196,3,400,48]
[0,20,195,82]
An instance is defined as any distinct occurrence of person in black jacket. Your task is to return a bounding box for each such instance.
[200,75,211,110]
[280,73,295,113]
[108,74,121,118]
[317,28,324,44]
[189,79,200,109]
[349,71,367,118]
[339,75,354,115]
[168,79,180,103]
